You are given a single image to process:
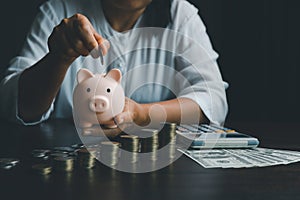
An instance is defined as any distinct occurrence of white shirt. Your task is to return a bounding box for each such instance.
[0,0,228,125]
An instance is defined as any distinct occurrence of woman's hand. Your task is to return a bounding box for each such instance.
[113,97,205,130]
[18,13,110,122]
[82,97,150,137]
[114,97,150,129]
[48,13,109,63]
[87,97,204,137]
[81,98,150,137]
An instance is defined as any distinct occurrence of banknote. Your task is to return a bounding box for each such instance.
[179,148,300,168]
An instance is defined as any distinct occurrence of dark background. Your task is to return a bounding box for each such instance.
[1,0,300,123]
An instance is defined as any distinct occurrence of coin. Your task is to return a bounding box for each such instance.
[32,149,51,156]
[0,158,20,166]
[120,135,140,152]
[53,156,74,172]
[77,148,97,169]
[32,149,51,161]
[32,164,52,175]
[100,141,120,166]
[140,129,159,152]
[50,152,69,158]
[71,143,85,149]
[53,146,75,152]
[0,158,20,170]
[158,122,177,148]
[119,135,140,163]
[1,163,14,170]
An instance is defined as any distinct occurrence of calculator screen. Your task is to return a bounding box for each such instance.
[224,133,251,138]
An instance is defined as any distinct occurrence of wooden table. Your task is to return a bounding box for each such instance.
[0,119,299,200]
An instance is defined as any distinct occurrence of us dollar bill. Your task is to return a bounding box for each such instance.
[178,148,300,168]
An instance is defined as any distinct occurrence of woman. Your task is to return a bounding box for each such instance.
[0,0,228,129]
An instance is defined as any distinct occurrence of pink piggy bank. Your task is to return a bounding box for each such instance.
[73,68,125,128]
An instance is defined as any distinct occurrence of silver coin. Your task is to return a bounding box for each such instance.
[71,143,85,149]
[32,149,51,154]
[53,146,75,152]
[50,152,69,158]
[0,158,20,166]
[0,163,14,170]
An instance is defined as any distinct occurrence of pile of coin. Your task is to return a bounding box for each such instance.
[2,122,179,173]
[28,143,99,173]
[1,122,179,173]
[100,141,120,166]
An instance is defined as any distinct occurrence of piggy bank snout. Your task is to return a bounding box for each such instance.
[89,95,110,113]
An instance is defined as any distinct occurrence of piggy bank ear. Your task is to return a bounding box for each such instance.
[77,68,94,83]
[105,68,122,83]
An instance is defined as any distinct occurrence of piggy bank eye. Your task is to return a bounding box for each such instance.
[106,88,111,93]
[87,88,91,93]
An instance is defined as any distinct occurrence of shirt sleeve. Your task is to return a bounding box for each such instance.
[0,2,59,125]
[174,8,228,125]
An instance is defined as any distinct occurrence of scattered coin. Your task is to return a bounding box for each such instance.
[53,146,75,152]
[0,158,20,170]
[71,143,85,149]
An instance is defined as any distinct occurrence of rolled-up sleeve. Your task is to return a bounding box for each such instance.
[175,10,228,125]
[0,71,54,125]
[0,2,59,125]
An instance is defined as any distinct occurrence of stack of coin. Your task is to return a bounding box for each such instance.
[119,135,140,163]
[140,129,160,161]
[140,129,159,152]
[158,122,177,148]
[154,122,177,160]
[167,138,177,159]
[0,158,20,170]
[53,156,74,172]
[77,148,96,169]
[120,135,140,152]
[100,141,120,166]
[32,164,52,175]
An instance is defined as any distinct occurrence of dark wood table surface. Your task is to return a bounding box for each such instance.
[0,119,299,200]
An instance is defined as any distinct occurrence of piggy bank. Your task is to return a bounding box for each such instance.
[73,68,125,128]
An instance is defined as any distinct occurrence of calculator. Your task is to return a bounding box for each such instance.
[176,124,259,149]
